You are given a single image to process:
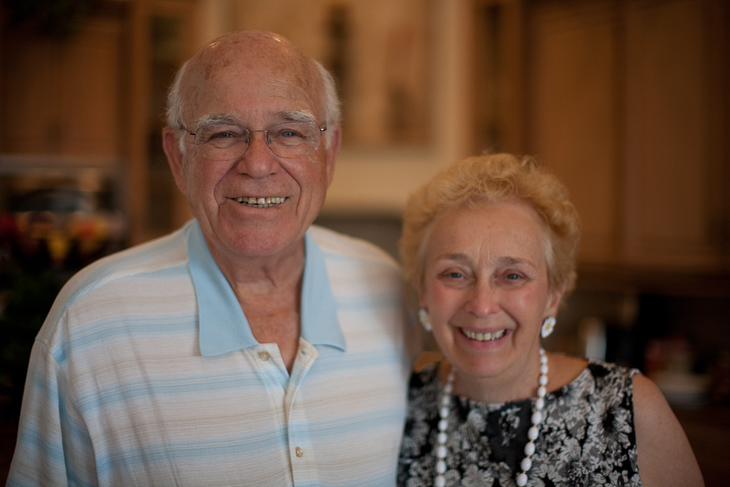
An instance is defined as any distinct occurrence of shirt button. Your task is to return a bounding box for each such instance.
[295,447,304,457]
[258,351,270,361]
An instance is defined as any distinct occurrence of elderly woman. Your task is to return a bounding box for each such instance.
[397,154,703,487]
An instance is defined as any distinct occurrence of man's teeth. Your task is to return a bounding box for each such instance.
[463,329,506,341]
[235,197,285,207]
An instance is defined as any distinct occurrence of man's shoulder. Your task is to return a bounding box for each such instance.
[49,224,193,317]
[309,224,399,269]
[76,224,189,279]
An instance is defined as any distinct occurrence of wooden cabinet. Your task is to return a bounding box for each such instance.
[475,0,730,279]
[125,0,198,244]
[0,0,198,245]
[0,7,124,157]
[621,0,727,271]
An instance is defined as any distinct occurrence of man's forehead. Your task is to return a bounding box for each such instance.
[196,31,314,82]
[182,33,321,117]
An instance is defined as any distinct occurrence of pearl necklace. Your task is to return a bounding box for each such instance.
[433,348,549,487]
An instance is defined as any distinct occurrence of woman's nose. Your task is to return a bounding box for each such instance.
[464,281,500,317]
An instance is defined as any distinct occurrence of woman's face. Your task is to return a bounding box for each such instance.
[418,200,563,390]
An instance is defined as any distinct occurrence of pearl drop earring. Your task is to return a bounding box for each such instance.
[418,308,432,332]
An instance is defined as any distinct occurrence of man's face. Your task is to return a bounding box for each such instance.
[166,35,339,266]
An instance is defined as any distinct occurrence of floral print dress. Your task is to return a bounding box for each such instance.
[398,361,642,487]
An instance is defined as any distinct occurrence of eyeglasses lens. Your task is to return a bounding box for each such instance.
[191,121,323,159]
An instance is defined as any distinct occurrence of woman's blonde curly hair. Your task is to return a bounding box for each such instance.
[399,153,581,298]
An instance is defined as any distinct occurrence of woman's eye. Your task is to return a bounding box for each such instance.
[439,270,465,280]
[499,272,532,287]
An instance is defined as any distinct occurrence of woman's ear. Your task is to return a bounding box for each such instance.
[416,286,425,309]
[546,284,565,317]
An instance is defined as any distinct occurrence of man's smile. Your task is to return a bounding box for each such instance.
[232,196,287,208]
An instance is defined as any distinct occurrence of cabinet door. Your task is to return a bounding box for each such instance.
[523,0,728,272]
[525,0,621,265]
[622,0,726,270]
[0,14,123,156]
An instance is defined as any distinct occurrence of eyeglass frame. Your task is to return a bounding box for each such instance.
[181,118,327,159]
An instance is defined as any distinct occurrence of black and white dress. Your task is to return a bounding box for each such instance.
[398,361,642,486]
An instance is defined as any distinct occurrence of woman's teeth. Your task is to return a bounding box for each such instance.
[463,329,506,341]
[235,197,285,208]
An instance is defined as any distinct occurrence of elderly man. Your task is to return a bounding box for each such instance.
[8,31,411,486]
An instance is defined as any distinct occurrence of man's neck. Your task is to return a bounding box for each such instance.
[210,238,306,374]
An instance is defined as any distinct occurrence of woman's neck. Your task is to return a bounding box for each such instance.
[444,353,589,404]
[446,357,542,404]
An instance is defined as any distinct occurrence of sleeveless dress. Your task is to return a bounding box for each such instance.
[398,361,642,486]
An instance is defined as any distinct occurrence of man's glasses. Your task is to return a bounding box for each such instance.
[185,121,326,160]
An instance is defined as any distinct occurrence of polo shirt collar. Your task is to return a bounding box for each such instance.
[188,221,345,357]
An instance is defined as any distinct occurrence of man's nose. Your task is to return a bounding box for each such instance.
[235,131,278,176]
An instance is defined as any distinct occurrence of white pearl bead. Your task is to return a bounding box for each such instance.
[431,350,548,487]
[516,472,528,486]
[524,442,535,456]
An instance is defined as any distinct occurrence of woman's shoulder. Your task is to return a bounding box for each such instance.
[548,353,642,399]
[631,373,705,484]
[546,353,588,392]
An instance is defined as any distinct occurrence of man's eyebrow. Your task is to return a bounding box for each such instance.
[276,110,318,123]
[193,114,240,130]
[193,110,318,129]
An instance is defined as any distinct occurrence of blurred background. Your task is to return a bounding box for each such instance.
[0,0,728,483]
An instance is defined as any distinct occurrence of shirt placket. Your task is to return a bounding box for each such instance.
[285,340,320,486]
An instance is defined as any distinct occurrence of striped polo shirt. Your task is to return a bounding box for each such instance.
[8,220,411,486]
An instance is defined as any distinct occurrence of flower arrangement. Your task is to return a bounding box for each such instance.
[0,204,124,410]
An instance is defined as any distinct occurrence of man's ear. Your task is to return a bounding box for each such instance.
[162,126,187,194]
[324,126,342,187]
